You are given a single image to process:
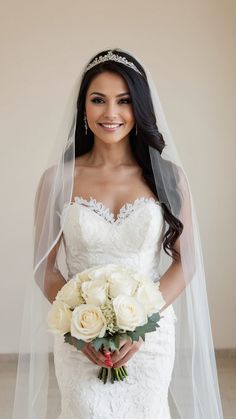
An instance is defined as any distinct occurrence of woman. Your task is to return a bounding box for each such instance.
[13,48,223,419]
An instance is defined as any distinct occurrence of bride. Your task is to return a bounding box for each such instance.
[13,48,224,419]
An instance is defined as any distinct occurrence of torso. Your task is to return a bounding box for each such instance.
[72,153,158,219]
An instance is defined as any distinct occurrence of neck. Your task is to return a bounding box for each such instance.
[86,135,136,168]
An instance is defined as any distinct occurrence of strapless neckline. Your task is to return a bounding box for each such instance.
[70,195,162,225]
[60,194,164,281]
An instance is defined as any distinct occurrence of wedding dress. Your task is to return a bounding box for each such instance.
[53,195,177,419]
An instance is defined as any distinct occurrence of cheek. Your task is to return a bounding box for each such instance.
[125,109,135,124]
[123,106,134,119]
[86,105,101,121]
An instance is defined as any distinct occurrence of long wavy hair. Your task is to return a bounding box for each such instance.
[74,48,183,260]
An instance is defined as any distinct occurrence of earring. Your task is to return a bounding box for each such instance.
[135,123,138,136]
[84,114,88,135]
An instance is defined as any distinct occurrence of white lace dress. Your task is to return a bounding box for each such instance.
[53,196,177,419]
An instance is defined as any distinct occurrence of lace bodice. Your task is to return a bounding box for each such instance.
[60,196,165,282]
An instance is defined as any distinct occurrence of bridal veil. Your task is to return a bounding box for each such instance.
[12,48,224,419]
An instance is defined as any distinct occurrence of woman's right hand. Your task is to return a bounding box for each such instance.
[81,342,113,367]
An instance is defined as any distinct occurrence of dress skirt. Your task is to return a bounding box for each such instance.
[53,304,177,419]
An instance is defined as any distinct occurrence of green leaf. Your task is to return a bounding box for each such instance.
[114,334,120,349]
[87,334,115,352]
[64,332,71,341]
[129,329,146,342]
[91,337,110,352]
[64,333,86,350]
[108,338,117,352]
[117,333,132,341]
[148,312,161,323]
[129,318,160,343]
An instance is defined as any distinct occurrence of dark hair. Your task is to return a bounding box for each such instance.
[74,48,183,260]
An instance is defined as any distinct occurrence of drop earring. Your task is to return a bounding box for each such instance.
[84,115,88,135]
[135,123,138,136]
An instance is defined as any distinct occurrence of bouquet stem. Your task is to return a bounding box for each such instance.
[98,366,128,384]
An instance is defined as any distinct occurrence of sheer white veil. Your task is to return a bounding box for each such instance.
[12,48,224,418]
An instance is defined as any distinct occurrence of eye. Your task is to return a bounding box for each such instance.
[119,98,132,104]
[90,97,132,105]
[91,97,104,104]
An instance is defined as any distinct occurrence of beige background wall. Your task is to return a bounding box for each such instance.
[0,0,235,352]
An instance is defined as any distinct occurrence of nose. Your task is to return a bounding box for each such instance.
[102,101,118,119]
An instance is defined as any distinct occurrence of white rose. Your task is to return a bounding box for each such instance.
[56,279,83,309]
[113,295,147,331]
[47,301,72,335]
[108,270,138,298]
[75,266,102,283]
[71,304,107,342]
[81,278,108,305]
[135,281,166,316]
[86,264,122,281]
[76,264,135,283]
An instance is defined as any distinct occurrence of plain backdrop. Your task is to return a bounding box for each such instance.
[0,0,235,352]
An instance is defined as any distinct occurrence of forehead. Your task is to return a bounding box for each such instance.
[86,71,129,95]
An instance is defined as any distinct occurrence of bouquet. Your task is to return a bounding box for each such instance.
[47,263,165,384]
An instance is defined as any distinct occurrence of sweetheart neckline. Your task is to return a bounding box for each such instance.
[70,195,162,225]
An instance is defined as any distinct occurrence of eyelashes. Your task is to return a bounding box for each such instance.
[91,97,132,105]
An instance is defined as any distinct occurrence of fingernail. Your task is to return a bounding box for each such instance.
[105,360,113,367]
[104,352,111,357]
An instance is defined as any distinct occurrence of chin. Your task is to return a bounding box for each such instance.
[94,131,131,143]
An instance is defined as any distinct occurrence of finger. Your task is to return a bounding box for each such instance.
[119,338,130,350]
[89,346,113,367]
[84,343,114,367]
[82,345,105,366]
[113,352,132,368]
[112,342,141,367]
[113,351,133,368]
[88,343,107,362]
[83,348,105,366]
[111,341,132,363]
[101,347,113,359]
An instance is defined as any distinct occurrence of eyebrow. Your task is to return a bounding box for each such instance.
[89,91,130,97]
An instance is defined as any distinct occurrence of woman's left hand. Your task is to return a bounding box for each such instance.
[110,336,143,368]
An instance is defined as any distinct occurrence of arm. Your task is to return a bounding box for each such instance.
[157,237,186,313]
[43,236,67,304]
[34,167,67,304]
[158,165,196,312]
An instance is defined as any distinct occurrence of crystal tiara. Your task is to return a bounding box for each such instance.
[85,50,143,76]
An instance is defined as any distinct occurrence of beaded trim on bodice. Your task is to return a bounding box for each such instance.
[73,196,161,225]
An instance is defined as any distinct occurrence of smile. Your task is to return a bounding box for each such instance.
[99,123,123,128]
[98,123,123,131]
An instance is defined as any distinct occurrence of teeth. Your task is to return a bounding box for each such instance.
[101,124,121,128]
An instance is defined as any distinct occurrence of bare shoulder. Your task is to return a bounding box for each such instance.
[35,165,58,197]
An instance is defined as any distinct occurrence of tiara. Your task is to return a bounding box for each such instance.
[85,50,143,76]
